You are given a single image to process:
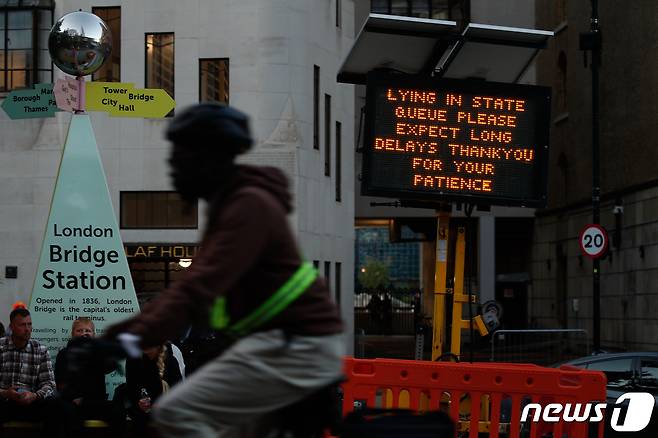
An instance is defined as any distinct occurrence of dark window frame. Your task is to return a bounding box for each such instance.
[120,191,198,230]
[370,0,470,24]
[335,261,341,305]
[324,261,331,291]
[556,51,567,113]
[313,65,320,150]
[324,93,331,176]
[199,57,229,103]
[91,6,121,82]
[0,4,54,92]
[336,0,341,28]
[335,120,342,201]
[145,32,175,116]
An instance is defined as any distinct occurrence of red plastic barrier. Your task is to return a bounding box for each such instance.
[341,357,607,438]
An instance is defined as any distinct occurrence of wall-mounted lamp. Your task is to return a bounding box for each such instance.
[178,258,193,268]
[5,266,17,279]
[572,298,580,313]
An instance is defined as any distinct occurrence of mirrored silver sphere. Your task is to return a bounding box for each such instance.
[48,11,112,76]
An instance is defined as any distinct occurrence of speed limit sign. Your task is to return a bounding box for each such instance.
[579,224,609,259]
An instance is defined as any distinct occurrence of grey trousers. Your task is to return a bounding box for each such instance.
[152,330,345,438]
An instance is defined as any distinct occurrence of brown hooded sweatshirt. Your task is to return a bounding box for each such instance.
[106,165,343,346]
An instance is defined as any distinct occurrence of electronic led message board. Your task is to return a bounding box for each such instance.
[362,73,551,207]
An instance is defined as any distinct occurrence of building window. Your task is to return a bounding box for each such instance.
[145,33,174,115]
[371,0,389,14]
[324,261,331,291]
[556,0,567,23]
[92,7,120,82]
[0,4,54,92]
[313,260,320,270]
[120,191,197,229]
[335,262,341,305]
[324,94,331,176]
[313,65,320,150]
[125,244,198,304]
[335,121,342,201]
[356,226,420,290]
[371,0,470,23]
[336,0,341,28]
[199,58,229,103]
[557,51,567,113]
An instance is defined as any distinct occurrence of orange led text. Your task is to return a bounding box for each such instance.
[456,111,517,127]
[448,144,535,162]
[412,157,444,171]
[386,89,437,104]
[472,96,526,112]
[469,129,513,144]
[395,106,447,122]
[375,138,438,154]
[412,175,493,192]
[395,123,460,138]
[453,161,495,175]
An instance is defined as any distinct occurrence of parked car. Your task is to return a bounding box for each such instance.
[562,352,658,437]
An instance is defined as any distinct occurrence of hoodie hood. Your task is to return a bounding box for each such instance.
[229,164,293,213]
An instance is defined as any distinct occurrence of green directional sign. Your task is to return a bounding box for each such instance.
[1,83,60,119]
[87,82,175,118]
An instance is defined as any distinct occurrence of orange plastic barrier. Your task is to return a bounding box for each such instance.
[341,357,607,438]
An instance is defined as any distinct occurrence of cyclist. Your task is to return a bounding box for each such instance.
[104,103,344,437]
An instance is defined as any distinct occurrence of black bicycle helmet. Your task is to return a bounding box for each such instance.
[165,103,253,156]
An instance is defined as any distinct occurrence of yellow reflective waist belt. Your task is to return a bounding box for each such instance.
[210,262,317,336]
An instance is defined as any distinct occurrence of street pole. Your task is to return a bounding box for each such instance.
[590,0,601,352]
[580,0,602,352]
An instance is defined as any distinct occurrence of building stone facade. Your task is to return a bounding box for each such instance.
[534,1,658,350]
[0,0,355,348]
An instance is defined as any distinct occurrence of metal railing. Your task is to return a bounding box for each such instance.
[490,329,590,366]
[354,290,420,335]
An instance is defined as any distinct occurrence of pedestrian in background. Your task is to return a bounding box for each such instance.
[55,317,125,435]
[125,342,183,436]
[0,306,75,437]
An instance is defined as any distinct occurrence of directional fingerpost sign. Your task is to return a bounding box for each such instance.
[579,224,609,259]
[54,77,80,112]
[1,83,60,119]
[86,82,175,118]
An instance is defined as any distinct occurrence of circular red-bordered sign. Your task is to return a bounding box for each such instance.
[579,224,609,259]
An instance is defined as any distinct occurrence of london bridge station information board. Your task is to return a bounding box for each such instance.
[362,74,551,207]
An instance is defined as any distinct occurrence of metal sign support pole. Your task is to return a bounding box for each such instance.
[590,0,601,352]
[431,210,450,361]
[450,227,467,357]
[75,76,86,114]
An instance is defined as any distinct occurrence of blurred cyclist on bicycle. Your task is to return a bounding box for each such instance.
[105,103,344,438]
